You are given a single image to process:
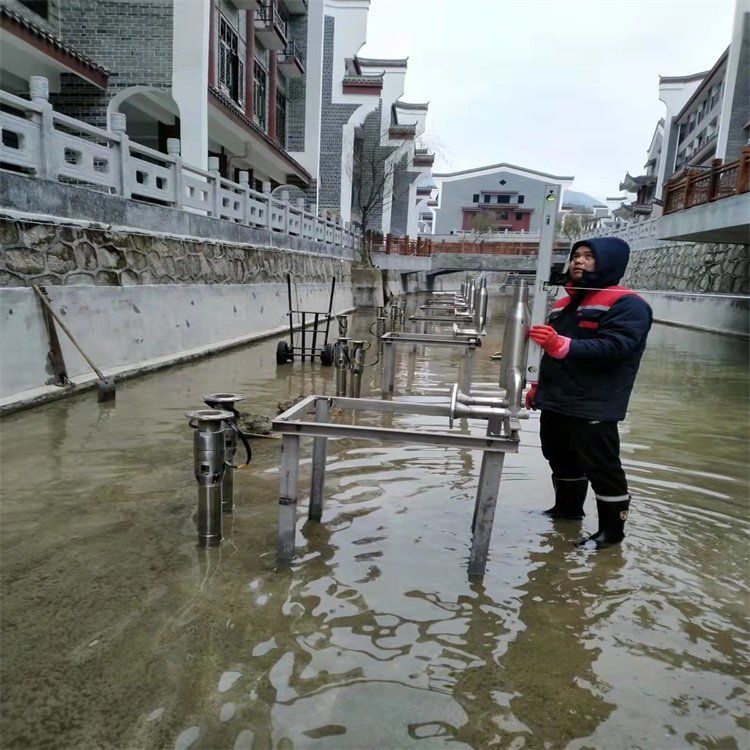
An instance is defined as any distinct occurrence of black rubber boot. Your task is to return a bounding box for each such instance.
[543,477,588,520]
[577,498,630,548]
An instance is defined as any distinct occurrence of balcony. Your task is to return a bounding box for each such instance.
[658,146,750,243]
[232,0,259,9]
[254,1,287,51]
[278,40,304,79]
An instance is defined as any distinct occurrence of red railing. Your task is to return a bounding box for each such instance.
[379,235,568,257]
[663,146,750,215]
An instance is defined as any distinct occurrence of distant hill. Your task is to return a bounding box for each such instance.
[562,189,607,210]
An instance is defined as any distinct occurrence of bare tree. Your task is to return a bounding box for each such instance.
[350,136,414,266]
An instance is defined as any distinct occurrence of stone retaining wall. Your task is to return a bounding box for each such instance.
[0,219,350,288]
[623,241,748,295]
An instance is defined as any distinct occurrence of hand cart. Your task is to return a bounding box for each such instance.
[276,273,336,366]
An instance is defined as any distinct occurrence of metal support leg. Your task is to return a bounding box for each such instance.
[309,398,330,521]
[461,345,475,393]
[382,339,396,393]
[278,434,301,562]
[468,449,506,580]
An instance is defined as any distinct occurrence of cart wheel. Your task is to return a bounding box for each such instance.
[276,341,293,364]
[320,343,335,367]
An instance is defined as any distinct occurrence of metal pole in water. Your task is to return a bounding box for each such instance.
[335,337,349,397]
[186,408,234,547]
[382,338,396,393]
[349,340,365,398]
[278,433,301,562]
[202,393,246,514]
[309,397,330,522]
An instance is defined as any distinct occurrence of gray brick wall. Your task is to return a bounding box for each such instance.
[390,158,420,236]
[285,12,307,152]
[318,15,357,211]
[48,0,174,127]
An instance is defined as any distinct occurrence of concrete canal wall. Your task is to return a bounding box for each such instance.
[622,242,749,336]
[0,175,362,413]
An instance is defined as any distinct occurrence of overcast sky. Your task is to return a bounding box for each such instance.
[360,0,737,200]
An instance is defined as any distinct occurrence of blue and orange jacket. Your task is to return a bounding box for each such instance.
[535,237,653,421]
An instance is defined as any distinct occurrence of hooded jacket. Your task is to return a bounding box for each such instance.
[535,237,652,421]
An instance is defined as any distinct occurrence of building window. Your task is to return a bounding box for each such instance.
[254,60,268,130]
[517,195,524,204]
[499,211,508,220]
[483,195,491,203]
[18,0,48,18]
[515,212,524,221]
[498,195,510,204]
[276,90,287,147]
[472,193,479,203]
[219,16,245,107]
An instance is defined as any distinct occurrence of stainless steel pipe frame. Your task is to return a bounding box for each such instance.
[499,279,531,413]
[202,392,245,514]
[335,336,349,397]
[349,340,366,398]
[185,408,234,548]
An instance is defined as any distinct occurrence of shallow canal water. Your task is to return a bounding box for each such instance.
[1,296,748,750]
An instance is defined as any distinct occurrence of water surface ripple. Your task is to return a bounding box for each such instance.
[1,299,747,750]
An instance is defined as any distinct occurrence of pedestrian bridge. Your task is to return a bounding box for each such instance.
[373,248,570,277]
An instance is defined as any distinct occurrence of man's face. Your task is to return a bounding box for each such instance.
[569,245,596,282]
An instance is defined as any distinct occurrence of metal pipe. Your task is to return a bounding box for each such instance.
[335,337,348,397]
[202,393,246,514]
[186,408,234,547]
[337,314,348,337]
[449,384,528,428]
[499,279,531,412]
[349,340,365,398]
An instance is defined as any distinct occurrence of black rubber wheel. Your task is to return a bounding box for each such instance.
[276,340,293,364]
[320,343,335,367]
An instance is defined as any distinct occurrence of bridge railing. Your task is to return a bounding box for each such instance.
[0,77,359,252]
[381,235,568,257]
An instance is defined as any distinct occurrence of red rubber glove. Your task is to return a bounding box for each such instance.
[525,383,538,410]
[528,324,571,359]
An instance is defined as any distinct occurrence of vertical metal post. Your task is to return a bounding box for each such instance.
[382,339,396,393]
[311,312,320,362]
[323,276,336,345]
[461,344,475,392]
[301,311,307,361]
[309,398,330,521]
[469,430,506,580]
[349,340,365,398]
[286,272,294,352]
[526,184,561,383]
[278,434,301,561]
[335,337,348,397]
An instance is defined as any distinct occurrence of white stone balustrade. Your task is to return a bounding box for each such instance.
[0,78,359,251]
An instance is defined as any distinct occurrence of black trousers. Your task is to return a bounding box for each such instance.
[539,410,629,501]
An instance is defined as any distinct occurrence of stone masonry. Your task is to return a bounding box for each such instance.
[623,242,749,295]
[0,219,351,288]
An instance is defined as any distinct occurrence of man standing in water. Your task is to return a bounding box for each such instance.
[525,237,652,548]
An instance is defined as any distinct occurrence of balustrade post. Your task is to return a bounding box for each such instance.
[708,158,722,202]
[281,189,290,233]
[110,111,130,198]
[238,171,250,224]
[29,77,58,181]
[263,181,272,230]
[737,146,750,194]
[385,233,392,254]
[167,138,183,209]
[684,170,697,209]
[208,156,221,218]
[296,198,306,238]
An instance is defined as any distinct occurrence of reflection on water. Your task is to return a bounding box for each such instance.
[1,297,748,750]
